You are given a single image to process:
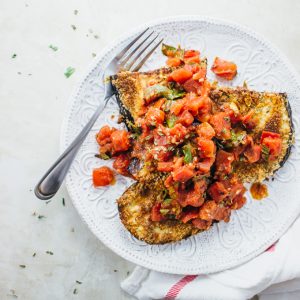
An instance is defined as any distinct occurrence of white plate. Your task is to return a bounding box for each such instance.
[61,16,300,274]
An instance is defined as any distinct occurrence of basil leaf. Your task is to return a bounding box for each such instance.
[166,115,177,128]
[161,43,177,57]
[99,153,110,160]
[168,89,186,100]
[183,144,193,164]
[145,84,185,102]
[230,130,246,147]
[159,208,170,215]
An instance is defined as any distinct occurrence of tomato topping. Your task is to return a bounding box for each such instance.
[199,201,230,222]
[145,107,165,126]
[93,166,114,187]
[244,144,261,163]
[261,136,282,161]
[209,112,231,140]
[172,165,195,182]
[166,57,182,67]
[231,194,247,210]
[211,57,237,80]
[180,207,200,223]
[241,110,256,129]
[96,125,113,145]
[176,110,194,127]
[260,131,281,142]
[170,99,186,116]
[197,138,215,158]
[152,98,166,109]
[164,174,174,188]
[151,203,166,222]
[184,50,200,58]
[151,147,173,162]
[170,68,193,83]
[197,157,215,174]
[176,180,207,207]
[184,63,200,74]
[208,181,228,203]
[197,122,215,139]
[215,150,235,175]
[183,78,202,94]
[193,68,207,82]
[113,154,130,176]
[157,161,174,172]
[192,218,211,230]
[110,130,130,152]
[169,124,188,143]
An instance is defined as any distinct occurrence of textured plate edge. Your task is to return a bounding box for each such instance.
[60,15,300,275]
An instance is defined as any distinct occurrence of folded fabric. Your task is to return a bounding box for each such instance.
[121,216,300,300]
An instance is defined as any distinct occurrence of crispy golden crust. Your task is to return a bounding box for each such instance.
[209,86,294,182]
[117,174,200,244]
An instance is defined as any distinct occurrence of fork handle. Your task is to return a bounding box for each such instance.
[34,96,111,200]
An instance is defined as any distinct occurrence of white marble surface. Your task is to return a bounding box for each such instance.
[0,0,299,299]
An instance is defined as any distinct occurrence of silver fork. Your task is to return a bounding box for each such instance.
[35,28,163,200]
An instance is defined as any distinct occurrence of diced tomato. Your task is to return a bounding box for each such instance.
[180,207,200,223]
[172,165,195,182]
[176,110,194,126]
[170,99,186,116]
[157,161,174,172]
[192,218,211,230]
[197,157,215,173]
[183,78,202,94]
[170,68,193,84]
[164,174,174,188]
[209,112,231,140]
[244,144,261,163]
[184,63,200,74]
[145,107,165,126]
[113,154,130,176]
[211,57,237,80]
[200,79,210,97]
[185,56,200,64]
[241,110,256,129]
[199,201,230,222]
[166,57,182,67]
[197,122,215,139]
[208,181,228,203]
[231,194,247,210]
[184,95,203,115]
[260,131,281,142]
[223,177,246,199]
[93,166,114,187]
[152,98,166,109]
[96,125,114,145]
[169,124,188,143]
[184,50,200,58]
[111,130,130,152]
[197,138,215,158]
[261,136,282,161]
[193,68,207,82]
[151,147,173,162]
[176,180,207,207]
[215,150,235,175]
[151,203,166,222]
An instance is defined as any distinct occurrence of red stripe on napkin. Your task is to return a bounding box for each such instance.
[164,275,198,299]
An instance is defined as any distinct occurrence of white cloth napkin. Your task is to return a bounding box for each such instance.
[121,216,300,300]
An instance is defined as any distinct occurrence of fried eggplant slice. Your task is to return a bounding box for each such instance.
[117,173,200,244]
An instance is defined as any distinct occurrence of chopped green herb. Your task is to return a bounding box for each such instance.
[46,251,53,255]
[94,35,99,39]
[114,269,118,272]
[161,43,184,60]
[183,144,193,164]
[92,53,96,57]
[163,198,172,205]
[144,84,185,102]
[38,215,46,219]
[73,288,78,295]
[166,115,177,128]
[19,265,26,268]
[159,208,169,215]
[49,44,58,51]
[230,130,246,147]
[99,153,110,160]
[12,54,17,58]
[261,144,270,161]
[32,252,36,257]
[71,24,76,30]
[62,198,65,206]
[64,67,75,78]
[76,280,82,284]
[74,9,78,15]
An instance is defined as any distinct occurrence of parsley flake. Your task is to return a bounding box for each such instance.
[49,45,58,51]
[64,67,75,78]
[19,265,26,268]
[46,251,53,255]
[62,198,65,206]
[12,54,17,58]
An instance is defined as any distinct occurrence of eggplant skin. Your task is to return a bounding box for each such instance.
[117,174,200,244]
[209,86,294,182]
